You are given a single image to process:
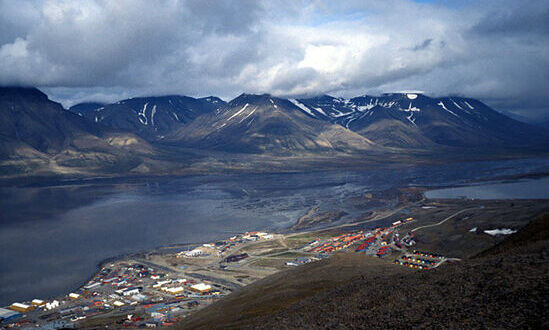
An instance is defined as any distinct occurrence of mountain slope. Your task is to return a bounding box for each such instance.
[80,95,226,140]
[0,87,153,177]
[0,87,102,154]
[295,93,548,148]
[1,87,546,178]
[167,94,377,154]
[68,102,105,117]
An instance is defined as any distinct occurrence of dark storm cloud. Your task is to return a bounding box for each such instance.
[471,2,549,37]
[0,0,547,119]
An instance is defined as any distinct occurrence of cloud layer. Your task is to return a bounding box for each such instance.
[0,0,548,119]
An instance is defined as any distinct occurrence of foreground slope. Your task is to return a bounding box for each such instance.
[177,213,549,329]
[168,94,378,154]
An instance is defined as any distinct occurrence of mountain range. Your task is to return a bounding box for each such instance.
[67,90,546,150]
[1,86,547,179]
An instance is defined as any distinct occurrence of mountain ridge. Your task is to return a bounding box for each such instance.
[166,93,378,154]
[1,86,547,179]
[67,90,546,150]
[70,95,227,140]
[295,92,548,148]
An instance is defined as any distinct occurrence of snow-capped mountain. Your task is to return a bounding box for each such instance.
[167,93,376,154]
[1,86,547,178]
[294,93,546,148]
[72,95,226,140]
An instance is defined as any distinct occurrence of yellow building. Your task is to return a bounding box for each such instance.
[10,303,33,313]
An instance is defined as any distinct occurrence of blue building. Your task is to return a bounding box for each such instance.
[0,307,22,323]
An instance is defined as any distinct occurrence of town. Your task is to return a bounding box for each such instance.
[1,215,452,328]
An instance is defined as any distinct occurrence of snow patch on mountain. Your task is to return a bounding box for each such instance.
[357,99,378,111]
[138,102,149,125]
[401,102,421,112]
[484,228,517,236]
[239,107,256,123]
[289,99,316,117]
[313,107,327,116]
[438,101,458,117]
[407,113,417,126]
[227,103,249,121]
[406,93,418,100]
[151,105,157,126]
[451,99,464,110]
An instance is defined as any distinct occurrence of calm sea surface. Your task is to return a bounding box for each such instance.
[425,176,549,199]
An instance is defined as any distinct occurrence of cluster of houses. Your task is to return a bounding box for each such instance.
[177,231,274,258]
[394,251,445,270]
[309,231,367,253]
[1,259,229,328]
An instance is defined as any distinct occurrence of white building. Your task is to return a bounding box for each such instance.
[45,300,59,310]
[163,286,185,295]
[117,287,141,296]
[153,280,171,288]
[182,249,202,257]
[190,283,211,293]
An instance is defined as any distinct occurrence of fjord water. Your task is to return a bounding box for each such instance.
[1,158,548,306]
[426,176,549,199]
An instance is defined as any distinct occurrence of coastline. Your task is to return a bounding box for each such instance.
[3,184,549,327]
[69,172,549,304]
[2,163,547,320]
[12,171,549,306]
[2,153,549,189]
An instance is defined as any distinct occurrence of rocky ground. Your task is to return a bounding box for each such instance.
[246,213,549,329]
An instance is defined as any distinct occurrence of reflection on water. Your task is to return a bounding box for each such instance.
[0,157,548,305]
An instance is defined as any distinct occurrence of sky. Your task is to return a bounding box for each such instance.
[0,0,548,120]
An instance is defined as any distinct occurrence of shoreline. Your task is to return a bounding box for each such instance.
[70,173,549,304]
[2,155,548,189]
[3,171,549,310]
[4,190,549,327]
